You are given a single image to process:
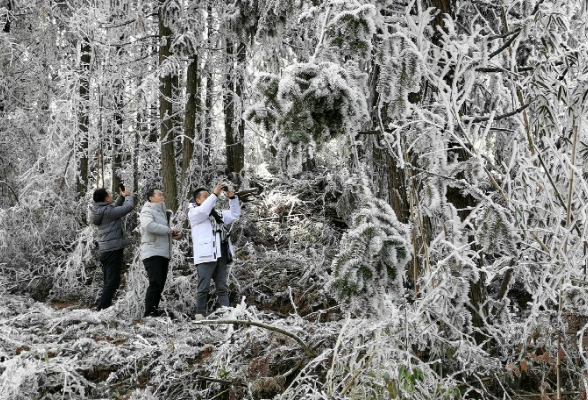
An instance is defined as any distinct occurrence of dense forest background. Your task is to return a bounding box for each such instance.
[2,0,588,399]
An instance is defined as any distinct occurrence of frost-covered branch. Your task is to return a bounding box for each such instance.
[193,319,317,358]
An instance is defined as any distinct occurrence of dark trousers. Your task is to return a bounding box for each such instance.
[98,249,124,310]
[143,256,170,316]
[196,253,229,316]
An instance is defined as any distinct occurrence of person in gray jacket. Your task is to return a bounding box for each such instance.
[90,187,134,310]
[139,188,182,317]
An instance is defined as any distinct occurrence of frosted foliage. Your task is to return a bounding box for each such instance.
[325,3,376,59]
[5,0,588,398]
[248,60,368,173]
[128,388,158,400]
[327,183,411,316]
[51,226,96,299]
[377,33,423,119]
[0,359,41,399]
[283,62,367,142]
[476,204,519,255]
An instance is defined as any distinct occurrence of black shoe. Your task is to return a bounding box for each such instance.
[144,308,162,318]
[164,310,177,320]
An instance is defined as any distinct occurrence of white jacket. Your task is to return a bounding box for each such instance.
[139,202,173,260]
[188,194,241,264]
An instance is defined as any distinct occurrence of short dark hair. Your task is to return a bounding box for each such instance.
[93,188,109,203]
[193,187,208,202]
[145,187,159,202]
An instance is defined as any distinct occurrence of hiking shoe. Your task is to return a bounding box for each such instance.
[144,308,163,318]
[211,306,234,319]
[194,314,205,321]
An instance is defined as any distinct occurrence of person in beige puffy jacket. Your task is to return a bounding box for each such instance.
[139,188,182,317]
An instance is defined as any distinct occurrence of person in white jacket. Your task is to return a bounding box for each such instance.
[188,182,241,319]
[139,188,182,317]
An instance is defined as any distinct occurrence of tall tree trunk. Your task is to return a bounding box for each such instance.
[368,60,411,222]
[227,41,246,179]
[223,38,235,174]
[111,77,124,194]
[385,153,410,223]
[182,54,199,187]
[77,39,91,199]
[202,1,213,166]
[158,0,179,212]
[2,0,10,33]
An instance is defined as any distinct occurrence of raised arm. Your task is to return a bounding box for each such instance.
[113,194,125,207]
[107,196,134,220]
[222,196,241,225]
[188,194,218,225]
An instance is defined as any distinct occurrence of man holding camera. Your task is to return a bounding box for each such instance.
[90,186,134,310]
[189,182,240,319]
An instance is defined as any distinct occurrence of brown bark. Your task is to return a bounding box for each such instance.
[2,0,11,33]
[386,152,410,224]
[182,54,200,186]
[77,39,91,199]
[223,39,234,162]
[223,39,246,177]
[227,41,246,178]
[202,1,213,165]
[430,0,454,45]
[367,60,411,222]
[158,0,178,212]
[111,78,124,194]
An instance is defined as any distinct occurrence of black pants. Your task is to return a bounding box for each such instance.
[98,249,124,310]
[143,256,170,316]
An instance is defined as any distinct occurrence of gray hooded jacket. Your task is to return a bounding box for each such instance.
[90,195,134,253]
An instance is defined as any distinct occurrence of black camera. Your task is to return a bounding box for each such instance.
[222,186,228,191]
[119,183,125,191]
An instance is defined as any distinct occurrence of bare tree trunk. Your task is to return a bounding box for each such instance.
[223,39,235,162]
[2,0,10,33]
[159,0,179,212]
[386,153,410,223]
[228,41,246,179]
[77,39,91,199]
[368,61,411,223]
[182,54,199,186]
[111,78,124,194]
[202,1,213,166]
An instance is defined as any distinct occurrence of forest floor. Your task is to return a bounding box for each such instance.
[2,177,586,400]
[0,290,344,400]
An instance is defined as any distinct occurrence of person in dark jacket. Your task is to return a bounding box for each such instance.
[90,187,134,310]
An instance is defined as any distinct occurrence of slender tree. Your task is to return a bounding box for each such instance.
[202,1,214,166]
[226,40,245,178]
[76,39,91,198]
[158,0,179,212]
[182,53,200,186]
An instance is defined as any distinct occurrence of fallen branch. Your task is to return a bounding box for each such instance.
[193,319,316,358]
